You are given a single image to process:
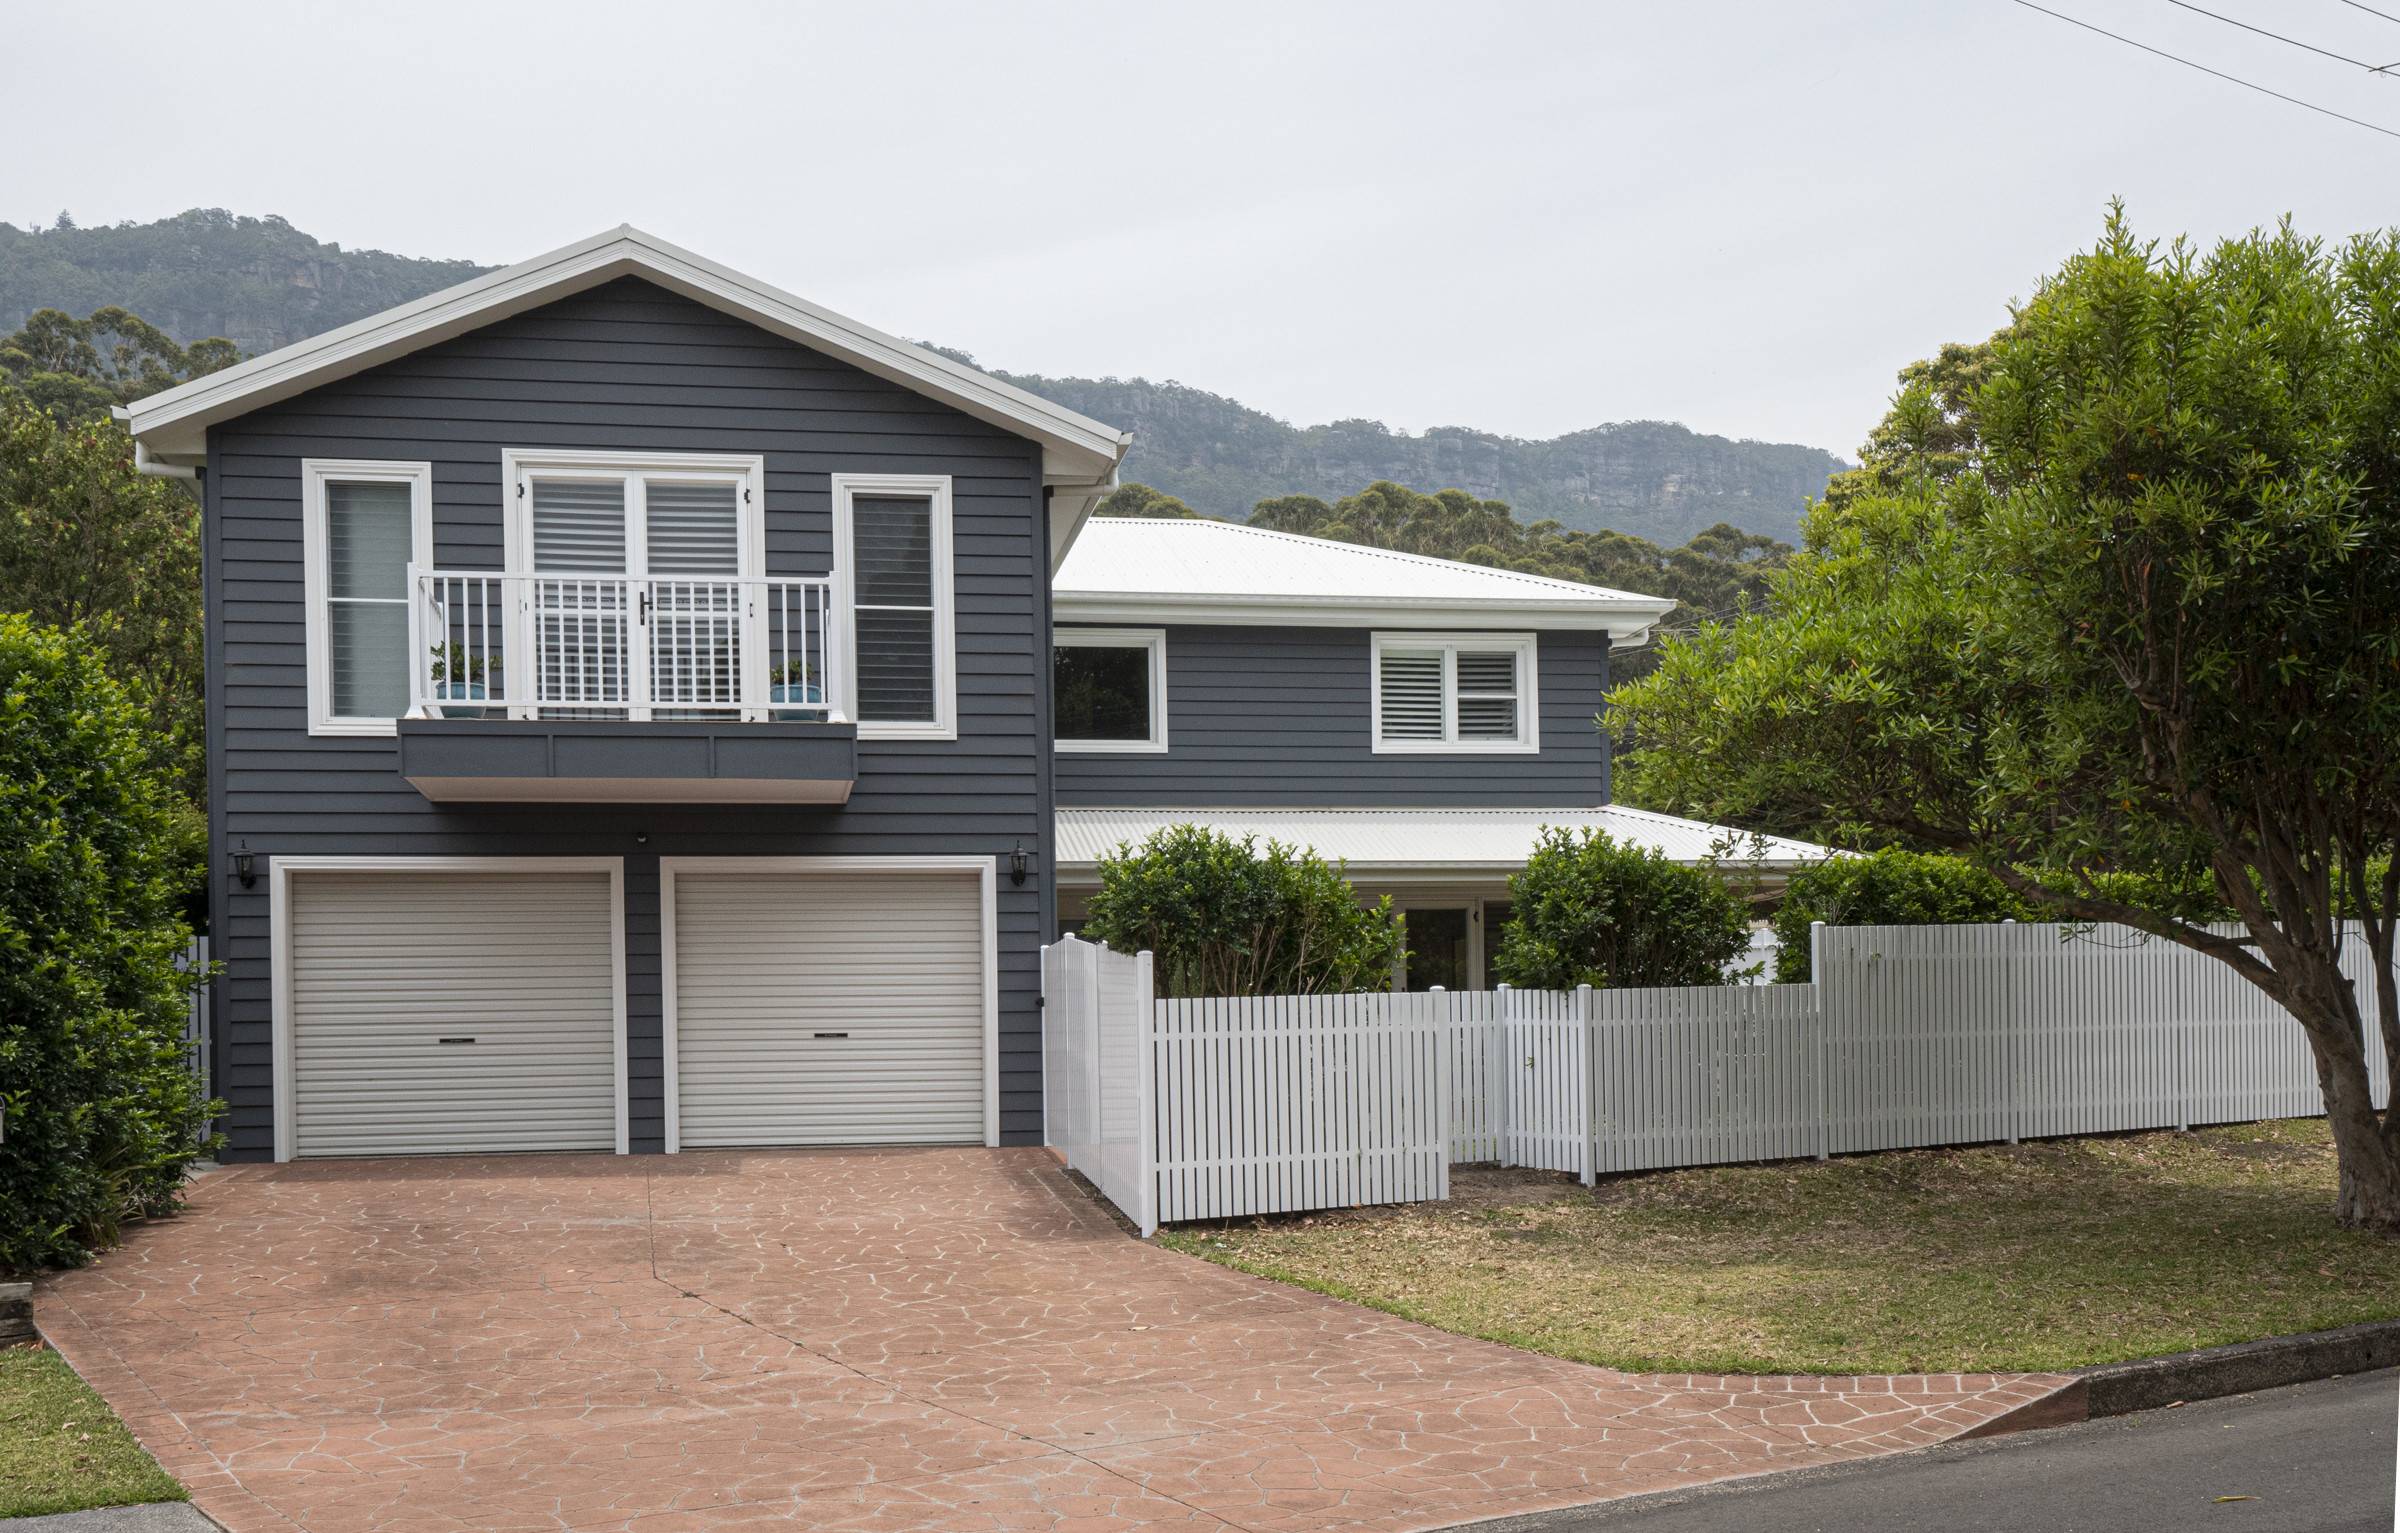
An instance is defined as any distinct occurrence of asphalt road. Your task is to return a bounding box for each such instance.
[1458,1369,2400,1533]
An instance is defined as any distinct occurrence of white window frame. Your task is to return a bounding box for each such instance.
[830,472,956,741]
[499,449,767,721]
[268,855,630,1163]
[1369,631,1540,754]
[1053,626,1168,753]
[301,458,434,738]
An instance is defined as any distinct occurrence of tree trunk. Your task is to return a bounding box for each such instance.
[2286,970,2400,1232]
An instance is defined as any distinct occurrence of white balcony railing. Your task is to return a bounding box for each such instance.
[406,567,845,723]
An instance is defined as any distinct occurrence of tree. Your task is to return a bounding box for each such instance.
[0,397,205,796]
[1079,825,1402,997]
[1770,849,2033,982]
[1817,335,2003,520]
[0,616,217,1270]
[0,306,237,418]
[1492,827,1752,990]
[1611,209,2400,1228]
[1092,482,1202,519]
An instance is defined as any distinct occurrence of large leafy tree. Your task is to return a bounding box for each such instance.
[0,306,237,419]
[0,398,205,796]
[1614,211,2400,1228]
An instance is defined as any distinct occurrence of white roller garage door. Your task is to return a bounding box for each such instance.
[669,867,987,1148]
[286,868,620,1157]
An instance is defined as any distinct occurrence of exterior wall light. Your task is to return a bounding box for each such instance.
[1010,841,1030,887]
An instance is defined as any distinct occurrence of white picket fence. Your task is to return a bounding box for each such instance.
[1044,922,2399,1234]
[178,935,211,1102]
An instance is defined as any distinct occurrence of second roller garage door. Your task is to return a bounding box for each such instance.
[667,867,988,1148]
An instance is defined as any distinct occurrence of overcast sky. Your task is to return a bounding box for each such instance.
[14,0,2400,456]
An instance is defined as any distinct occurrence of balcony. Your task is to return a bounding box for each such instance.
[393,568,858,805]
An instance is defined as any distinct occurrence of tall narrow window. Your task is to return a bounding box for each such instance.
[833,474,955,740]
[1370,632,1539,752]
[303,460,431,736]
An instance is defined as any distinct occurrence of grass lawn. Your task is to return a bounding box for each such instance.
[0,1343,186,1519]
[1159,1118,2400,1376]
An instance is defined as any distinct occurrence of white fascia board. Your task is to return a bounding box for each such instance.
[122,226,1131,485]
[1051,590,1676,639]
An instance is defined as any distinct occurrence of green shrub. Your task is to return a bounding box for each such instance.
[1080,825,1403,997]
[1772,848,2034,982]
[0,616,217,1272]
[1492,827,1750,990]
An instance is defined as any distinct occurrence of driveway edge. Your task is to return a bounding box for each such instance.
[1962,1316,2400,1436]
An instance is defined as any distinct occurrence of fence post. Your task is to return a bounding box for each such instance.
[1493,982,1516,1168]
[1134,949,1159,1237]
[1577,983,1597,1188]
[1085,940,1105,1179]
[1436,985,1454,1202]
[1810,922,1830,1162]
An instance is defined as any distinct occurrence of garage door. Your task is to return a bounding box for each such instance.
[288,869,620,1157]
[670,868,986,1147]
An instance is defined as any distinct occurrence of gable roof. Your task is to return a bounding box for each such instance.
[1052,517,1677,639]
[117,225,1131,565]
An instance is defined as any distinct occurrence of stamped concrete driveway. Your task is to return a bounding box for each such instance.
[39,1151,2067,1533]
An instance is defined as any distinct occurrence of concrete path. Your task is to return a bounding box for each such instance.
[37,1150,2067,1532]
[1461,1367,2400,1532]
[0,1504,218,1532]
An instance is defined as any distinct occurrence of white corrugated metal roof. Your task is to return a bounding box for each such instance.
[1054,805,1831,877]
[1053,519,1676,637]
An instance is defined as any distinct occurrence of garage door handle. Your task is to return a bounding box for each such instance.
[437,1037,477,1045]
[814,1031,849,1039]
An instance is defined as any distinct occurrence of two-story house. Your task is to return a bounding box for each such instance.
[123,226,1819,1166]
[1047,517,1826,989]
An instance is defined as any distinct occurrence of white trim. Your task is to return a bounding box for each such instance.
[300,459,433,738]
[830,473,957,741]
[1370,631,1540,755]
[1052,626,1169,753]
[268,855,630,1163]
[657,855,1002,1153]
[1055,593,1663,642]
[119,226,1130,513]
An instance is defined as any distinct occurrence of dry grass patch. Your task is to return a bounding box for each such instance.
[1158,1119,2400,1375]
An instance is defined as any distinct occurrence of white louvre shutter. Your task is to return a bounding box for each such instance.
[1378,650,1445,741]
[672,870,984,1147]
[644,482,740,574]
[530,479,628,571]
[288,870,618,1157]
[1455,649,1521,740]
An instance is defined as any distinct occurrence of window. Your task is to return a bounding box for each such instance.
[302,459,432,736]
[1053,628,1168,752]
[832,473,955,740]
[1370,632,1539,752]
[503,450,765,717]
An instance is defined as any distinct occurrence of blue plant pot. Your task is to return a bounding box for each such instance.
[432,680,496,719]
[770,680,823,721]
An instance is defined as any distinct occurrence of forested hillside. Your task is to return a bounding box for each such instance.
[0,210,488,357]
[2,210,1845,544]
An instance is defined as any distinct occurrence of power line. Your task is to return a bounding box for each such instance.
[2006,0,2400,139]
[2338,0,2400,30]
[2159,0,2381,69]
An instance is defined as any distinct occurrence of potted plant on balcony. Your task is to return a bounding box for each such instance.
[428,642,497,719]
[769,661,822,721]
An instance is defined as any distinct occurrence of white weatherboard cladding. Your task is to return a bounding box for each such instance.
[672,871,985,1147]
[288,870,618,1157]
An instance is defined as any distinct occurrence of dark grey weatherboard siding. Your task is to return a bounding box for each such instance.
[1052,624,1612,807]
[203,277,1051,1159]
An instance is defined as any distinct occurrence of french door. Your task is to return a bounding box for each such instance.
[508,453,764,720]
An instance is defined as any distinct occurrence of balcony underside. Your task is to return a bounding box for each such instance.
[397,719,857,804]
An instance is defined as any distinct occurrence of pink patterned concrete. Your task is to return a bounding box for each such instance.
[37,1150,2069,1532]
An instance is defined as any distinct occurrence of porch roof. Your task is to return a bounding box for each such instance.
[1053,804,1834,883]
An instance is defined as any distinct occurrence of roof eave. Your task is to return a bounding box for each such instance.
[1052,590,1676,638]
